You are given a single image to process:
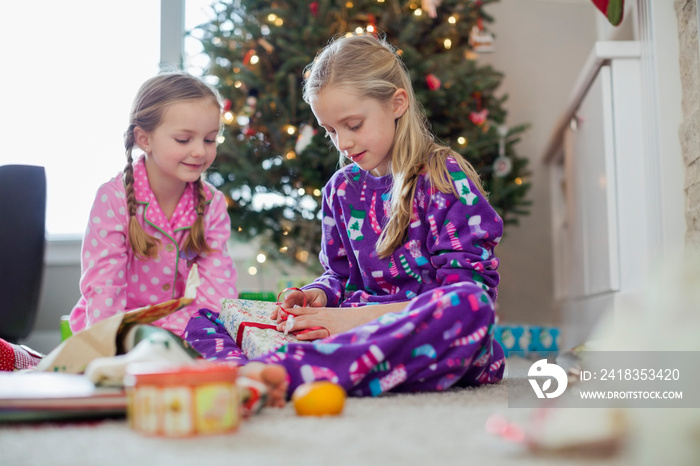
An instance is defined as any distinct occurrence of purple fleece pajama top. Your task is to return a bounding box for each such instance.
[304,158,501,307]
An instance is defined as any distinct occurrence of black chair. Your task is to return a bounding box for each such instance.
[0,165,46,343]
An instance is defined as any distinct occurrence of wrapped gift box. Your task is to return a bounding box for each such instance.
[219,299,304,359]
[494,324,561,358]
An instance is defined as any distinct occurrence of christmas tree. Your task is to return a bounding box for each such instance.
[192,0,530,270]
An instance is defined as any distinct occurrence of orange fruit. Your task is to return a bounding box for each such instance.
[292,381,346,416]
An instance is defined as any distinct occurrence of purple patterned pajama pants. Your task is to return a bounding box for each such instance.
[184,282,505,397]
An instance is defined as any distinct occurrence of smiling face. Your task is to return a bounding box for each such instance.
[136,97,220,191]
[310,85,407,177]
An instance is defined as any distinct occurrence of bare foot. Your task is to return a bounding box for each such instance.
[239,362,289,408]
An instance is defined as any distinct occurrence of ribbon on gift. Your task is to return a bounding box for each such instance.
[235,321,279,349]
[276,288,327,337]
[219,299,305,359]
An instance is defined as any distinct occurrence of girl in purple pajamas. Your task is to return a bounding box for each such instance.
[186,33,505,406]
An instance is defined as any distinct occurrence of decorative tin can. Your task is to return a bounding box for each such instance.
[124,362,240,437]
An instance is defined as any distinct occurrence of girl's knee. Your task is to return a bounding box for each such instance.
[422,282,495,314]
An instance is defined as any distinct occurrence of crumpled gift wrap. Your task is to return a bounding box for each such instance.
[219,299,305,359]
[35,265,201,374]
[36,298,194,374]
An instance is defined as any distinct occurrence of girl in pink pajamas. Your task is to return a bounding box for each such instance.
[69,71,238,338]
[186,34,504,406]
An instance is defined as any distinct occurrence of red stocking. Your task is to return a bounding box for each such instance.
[0,338,43,371]
[0,338,14,371]
[590,0,624,26]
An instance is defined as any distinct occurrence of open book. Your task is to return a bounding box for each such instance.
[0,372,126,422]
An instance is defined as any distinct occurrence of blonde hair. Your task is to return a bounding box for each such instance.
[123,71,223,260]
[303,34,486,258]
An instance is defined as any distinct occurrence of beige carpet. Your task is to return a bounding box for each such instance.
[0,358,651,466]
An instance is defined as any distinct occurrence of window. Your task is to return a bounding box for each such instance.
[0,0,213,239]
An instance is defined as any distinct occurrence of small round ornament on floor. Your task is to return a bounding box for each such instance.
[292,381,346,416]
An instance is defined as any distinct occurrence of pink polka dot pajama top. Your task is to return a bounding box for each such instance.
[69,155,238,337]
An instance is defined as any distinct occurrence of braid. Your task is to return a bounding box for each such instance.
[124,126,161,260]
[182,179,212,257]
[196,179,207,217]
[123,159,137,217]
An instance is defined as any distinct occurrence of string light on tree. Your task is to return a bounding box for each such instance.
[222,98,234,125]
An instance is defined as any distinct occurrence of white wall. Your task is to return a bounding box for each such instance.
[638,0,686,258]
[478,0,598,325]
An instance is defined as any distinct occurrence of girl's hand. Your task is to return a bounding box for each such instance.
[278,301,409,341]
[275,306,368,341]
[271,287,327,321]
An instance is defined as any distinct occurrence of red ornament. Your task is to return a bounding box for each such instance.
[472,91,483,109]
[425,74,441,91]
[223,98,232,112]
[469,109,489,126]
[367,13,377,34]
[309,1,319,17]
